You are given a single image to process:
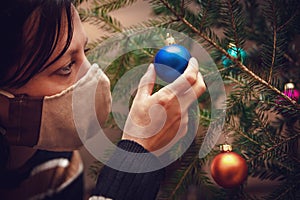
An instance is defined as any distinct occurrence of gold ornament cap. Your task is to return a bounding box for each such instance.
[284,82,295,90]
[165,33,176,45]
[220,144,232,152]
[228,43,236,48]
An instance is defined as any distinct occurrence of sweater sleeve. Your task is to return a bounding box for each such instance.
[90,140,165,200]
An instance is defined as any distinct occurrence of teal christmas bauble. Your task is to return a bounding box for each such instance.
[222,46,247,68]
[154,44,191,83]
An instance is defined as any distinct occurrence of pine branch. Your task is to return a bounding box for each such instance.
[180,0,185,17]
[99,10,123,32]
[81,1,300,198]
[268,0,277,84]
[78,4,123,33]
[198,109,212,127]
[225,0,240,47]
[277,7,299,32]
[126,16,178,30]
[247,133,300,164]
[158,0,299,107]
[223,71,299,116]
[93,0,137,13]
[229,125,260,146]
[169,155,198,199]
[264,182,299,200]
[198,0,211,30]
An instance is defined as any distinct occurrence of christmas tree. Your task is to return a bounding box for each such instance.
[75,0,300,199]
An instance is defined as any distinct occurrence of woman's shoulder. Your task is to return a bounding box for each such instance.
[0,150,84,200]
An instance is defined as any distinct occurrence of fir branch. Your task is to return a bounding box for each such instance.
[78,5,123,33]
[158,0,182,20]
[198,0,211,30]
[93,0,137,13]
[122,29,159,57]
[127,16,178,30]
[253,109,277,145]
[268,0,277,84]
[256,99,298,114]
[265,182,298,200]
[284,52,298,67]
[109,53,128,84]
[224,74,245,86]
[277,7,299,32]
[158,0,298,107]
[180,0,185,17]
[168,155,198,199]
[99,10,123,32]
[226,123,260,145]
[247,133,300,164]
[225,0,239,47]
[227,79,299,113]
[198,110,211,125]
[210,39,296,107]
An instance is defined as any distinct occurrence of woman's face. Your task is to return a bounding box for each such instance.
[9,6,91,97]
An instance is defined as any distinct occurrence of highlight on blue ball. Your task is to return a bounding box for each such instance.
[154,44,191,83]
[222,45,247,68]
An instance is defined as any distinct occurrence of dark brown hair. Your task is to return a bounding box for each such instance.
[0,0,74,88]
[0,0,74,171]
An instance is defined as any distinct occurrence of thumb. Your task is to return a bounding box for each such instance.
[136,63,156,97]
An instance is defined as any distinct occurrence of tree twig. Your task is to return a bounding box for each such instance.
[158,0,298,107]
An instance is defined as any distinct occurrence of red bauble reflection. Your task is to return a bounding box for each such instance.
[210,151,248,188]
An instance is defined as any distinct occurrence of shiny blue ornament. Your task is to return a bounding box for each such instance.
[222,45,247,68]
[154,44,191,83]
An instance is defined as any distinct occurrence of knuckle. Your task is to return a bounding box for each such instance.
[157,96,170,106]
[193,79,206,97]
[158,90,175,105]
[184,73,197,85]
[198,81,207,93]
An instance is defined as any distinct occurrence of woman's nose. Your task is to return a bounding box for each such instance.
[76,57,91,81]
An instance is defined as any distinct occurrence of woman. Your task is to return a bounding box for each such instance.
[0,0,206,199]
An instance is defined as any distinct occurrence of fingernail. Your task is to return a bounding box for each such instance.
[147,63,154,72]
[189,57,198,69]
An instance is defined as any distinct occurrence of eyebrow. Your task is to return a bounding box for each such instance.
[46,37,89,74]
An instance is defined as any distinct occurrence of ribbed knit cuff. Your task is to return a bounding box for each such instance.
[105,140,163,173]
[117,140,149,153]
[92,140,165,200]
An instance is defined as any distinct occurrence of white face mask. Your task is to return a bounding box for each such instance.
[0,63,111,151]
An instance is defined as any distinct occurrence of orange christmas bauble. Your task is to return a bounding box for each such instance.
[210,151,248,188]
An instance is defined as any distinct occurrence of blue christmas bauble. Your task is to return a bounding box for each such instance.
[222,46,247,68]
[154,44,191,83]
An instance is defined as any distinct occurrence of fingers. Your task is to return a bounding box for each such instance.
[161,57,199,96]
[135,57,206,109]
[193,72,206,97]
[135,63,156,98]
[181,72,206,103]
[154,57,205,103]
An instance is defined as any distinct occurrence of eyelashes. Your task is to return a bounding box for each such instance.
[55,47,90,77]
[56,61,75,76]
[84,48,91,54]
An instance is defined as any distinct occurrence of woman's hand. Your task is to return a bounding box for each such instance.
[122,57,206,154]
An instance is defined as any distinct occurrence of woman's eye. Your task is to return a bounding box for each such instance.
[56,61,75,76]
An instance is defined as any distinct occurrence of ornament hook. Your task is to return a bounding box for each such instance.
[284,81,295,91]
[165,33,176,45]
